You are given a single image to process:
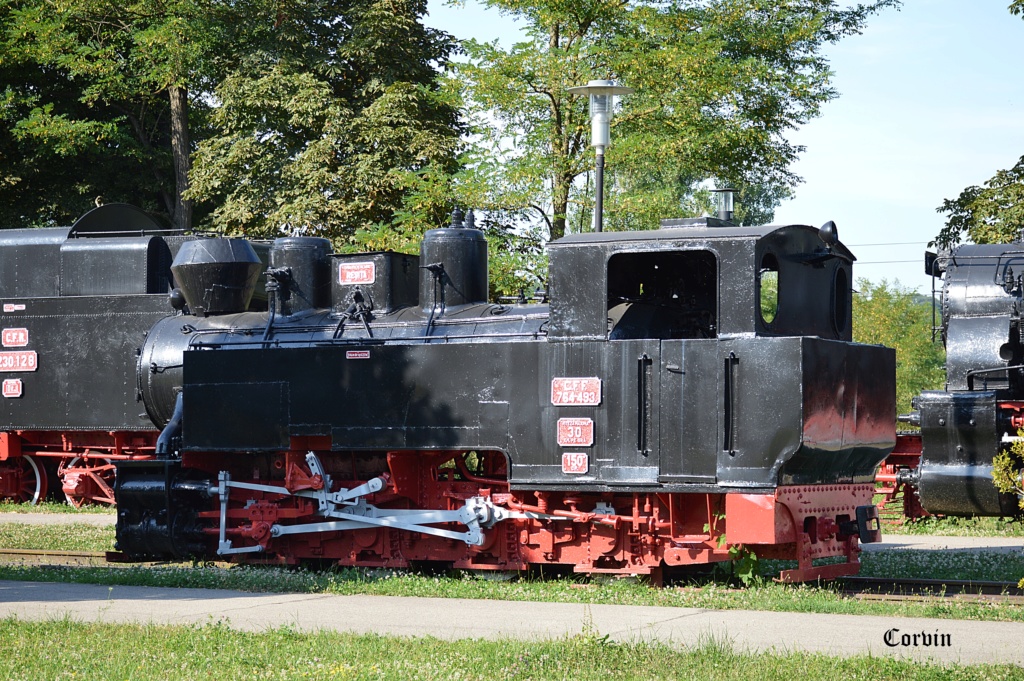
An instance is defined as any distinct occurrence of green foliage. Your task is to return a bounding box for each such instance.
[759,270,778,322]
[852,279,945,417]
[0,9,177,226]
[995,435,1024,510]
[934,155,1024,248]
[0,0,245,227]
[453,0,898,240]
[185,0,462,242]
[479,216,549,301]
[0,0,461,236]
[728,546,760,587]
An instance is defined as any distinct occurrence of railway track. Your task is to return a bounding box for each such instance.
[0,549,207,568]
[2,549,1021,606]
[840,576,1024,603]
[0,548,111,567]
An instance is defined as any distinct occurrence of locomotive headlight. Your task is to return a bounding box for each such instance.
[567,79,635,232]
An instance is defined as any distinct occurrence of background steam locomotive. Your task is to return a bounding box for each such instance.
[0,203,895,582]
[881,244,1024,519]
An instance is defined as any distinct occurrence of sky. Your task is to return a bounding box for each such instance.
[423,0,1024,293]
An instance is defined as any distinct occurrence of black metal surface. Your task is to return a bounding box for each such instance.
[0,227,71,298]
[69,203,168,236]
[916,390,1017,515]
[138,218,896,492]
[547,223,854,342]
[269,237,332,314]
[171,238,263,316]
[114,460,210,558]
[332,252,419,314]
[0,224,266,433]
[418,223,488,311]
[0,295,176,431]
[60,236,173,296]
[905,241,1024,516]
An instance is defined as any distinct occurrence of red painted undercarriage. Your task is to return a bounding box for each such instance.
[0,431,155,506]
[177,442,879,584]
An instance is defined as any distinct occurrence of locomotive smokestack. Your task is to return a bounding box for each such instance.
[170,238,263,316]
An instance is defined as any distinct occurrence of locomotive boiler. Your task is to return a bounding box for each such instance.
[887,245,1024,517]
[110,210,894,582]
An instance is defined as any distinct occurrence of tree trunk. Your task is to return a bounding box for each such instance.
[551,183,568,241]
[547,23,567,242]
[168,85,193,232]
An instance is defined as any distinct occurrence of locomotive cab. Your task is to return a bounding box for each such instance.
[546,219,855,342]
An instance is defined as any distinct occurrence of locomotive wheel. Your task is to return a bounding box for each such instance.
[0,455,48,505]
[58,456,116,508]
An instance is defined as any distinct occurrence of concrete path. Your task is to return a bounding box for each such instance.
[0,580,1020,666]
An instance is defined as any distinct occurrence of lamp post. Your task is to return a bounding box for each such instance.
[567,80,634,232]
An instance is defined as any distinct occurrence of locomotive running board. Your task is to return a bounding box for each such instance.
[212,452,543,556]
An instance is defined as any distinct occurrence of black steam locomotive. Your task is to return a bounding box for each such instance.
[0,204,894,582]
[888,244,1024,517]
[0,205,261,506]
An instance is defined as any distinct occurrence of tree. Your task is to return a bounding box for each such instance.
[1,0,247,229]
[184,0,462,241]
[0,1,181,226]
[1,0,461,237]
[852,279,945,417]
[454,0,898,241]
[934,155,1024,248]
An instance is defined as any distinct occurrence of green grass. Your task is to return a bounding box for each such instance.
[2,522,1022,623]
[0,500,115,514]
[2,559,1023,623]
[1,618,1018,680]
[0,523,115,552]
[884,515,1024,537]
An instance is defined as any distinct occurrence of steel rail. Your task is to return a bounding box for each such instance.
[840,576,1024,603]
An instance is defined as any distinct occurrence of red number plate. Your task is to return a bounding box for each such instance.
[2,328,28,347]
[2,378,21,398]
[346,350,370,359]
[0,351,37,372]
[557,418,594,446]
[562,452,589,474]
[550,377,601,406]
[339,262,376,285]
